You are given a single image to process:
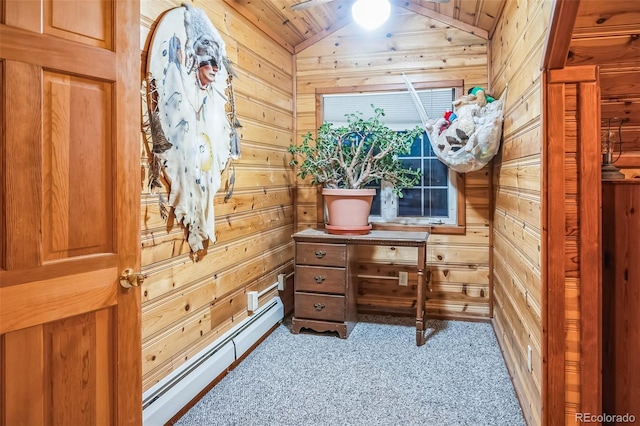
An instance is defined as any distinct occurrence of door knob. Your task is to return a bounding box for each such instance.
[120,268,145,289]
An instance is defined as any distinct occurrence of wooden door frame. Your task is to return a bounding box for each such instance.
[115,0,143,424]
[543,1,603,423]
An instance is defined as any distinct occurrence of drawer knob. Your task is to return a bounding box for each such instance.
[314,250,326,258]
[314,275,325,283]
[313,303,326,311]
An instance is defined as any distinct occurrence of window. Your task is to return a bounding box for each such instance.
[320,81,465,231]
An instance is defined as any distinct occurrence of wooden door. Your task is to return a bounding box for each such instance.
[0,1,141,425]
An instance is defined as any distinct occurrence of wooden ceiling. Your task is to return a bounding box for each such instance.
[568,1,640,153]
[222,0,506,53]
[221,0,639,151]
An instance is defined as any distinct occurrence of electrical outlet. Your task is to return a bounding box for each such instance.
[277,273,286,291]
[527,345,533,372]
[247,291,259,312]
[399,271,408,286]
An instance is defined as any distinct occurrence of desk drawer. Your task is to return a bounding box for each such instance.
[295,266,346,294]
[296,243,346,267]
[295,293,345,322]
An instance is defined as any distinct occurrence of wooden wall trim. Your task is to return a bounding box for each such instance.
[548,65,597,84]
[542,0,581,70]
[577,79,602,418]
[315,80,465,95]
[544,74,567,425]
[545,65,603,424]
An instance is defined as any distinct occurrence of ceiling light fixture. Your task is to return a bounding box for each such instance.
[352,0,391,30]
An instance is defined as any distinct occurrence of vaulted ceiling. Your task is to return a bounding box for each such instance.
[223,0,640,70]
[222,0,506,53]
[222,0,640,152]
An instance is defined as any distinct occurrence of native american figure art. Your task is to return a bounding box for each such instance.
[142,4,241,257]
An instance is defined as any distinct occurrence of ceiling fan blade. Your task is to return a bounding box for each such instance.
[291,0,336,11]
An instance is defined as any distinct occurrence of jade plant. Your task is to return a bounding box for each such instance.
[288,105,423,197]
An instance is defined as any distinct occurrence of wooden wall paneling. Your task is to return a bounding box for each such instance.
[599,69,640,99]
[504,86,543,138]
[494,211,541,267]
[492,259,542,368]
[492,236,542,360]
[572,1,640,32]
[492,287,542,426]
[489,1,548,424]
[142,232,293,303]
[491,0,550,89]
[295,12,491,320]
[220,0,295,53]
[599,91,640,119]
[494,189,541,227]
[140,0,295,389]
[142,240,293,336]
[501,122,543,161]
[569,36,640,67]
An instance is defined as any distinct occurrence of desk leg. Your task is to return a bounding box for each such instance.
[416,245,427,346]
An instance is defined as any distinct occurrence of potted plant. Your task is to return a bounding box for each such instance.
[289,105,423,234]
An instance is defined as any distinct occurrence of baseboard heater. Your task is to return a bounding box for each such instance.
[142,296,284,426]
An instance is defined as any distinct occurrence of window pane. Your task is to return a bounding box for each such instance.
[401,158,422,177]
[398,189,422,216]
[401,133,423,157]
[424,135,435,156]
[322,87,458,224]
[424,159,448,186]
[366,181,381,216]
[424,189,449,217]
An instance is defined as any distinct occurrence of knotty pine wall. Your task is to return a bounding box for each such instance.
[294,9,491,320]
[139,0,295,391]
[489,0,551,425]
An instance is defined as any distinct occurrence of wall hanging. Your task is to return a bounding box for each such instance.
[404,75,506,173]
[142,3,241,258]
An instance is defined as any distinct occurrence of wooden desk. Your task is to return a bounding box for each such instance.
[291,228,429,346]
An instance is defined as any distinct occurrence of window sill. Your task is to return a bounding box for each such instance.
[371,222,466,235]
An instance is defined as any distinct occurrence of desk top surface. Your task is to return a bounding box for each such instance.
[292,228,428,246]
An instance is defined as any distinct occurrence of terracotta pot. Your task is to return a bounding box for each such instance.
[322,188,375,235]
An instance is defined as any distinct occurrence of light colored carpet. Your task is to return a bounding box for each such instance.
[175,315,525,426]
